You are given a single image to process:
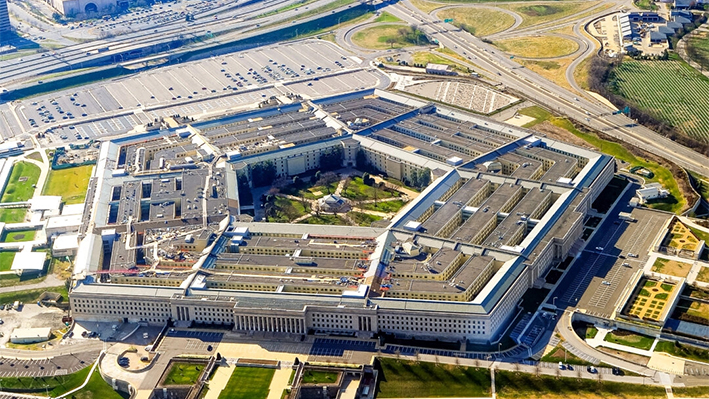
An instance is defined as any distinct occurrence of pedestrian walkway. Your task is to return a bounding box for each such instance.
[266,366,293,399]
[203,362,235,399]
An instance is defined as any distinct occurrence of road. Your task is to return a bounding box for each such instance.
[377,0,709,178]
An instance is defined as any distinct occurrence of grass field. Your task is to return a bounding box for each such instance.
[351,211,383,226]
[359,200,407,213]
[501,2,600,29]
[411,51,468,72]
[342,177,400,202]
[281,180,338,200]
[376,358,491,398]
[438,8,515,37]
[573,321,598,340]
[0,285,68,306]
[687,30,709,71]
[267,197,310,223]
[603,330,655,351]
[540,345,594,366]
[374,11,401,23]
[673,298,709,321]
[298,214,348,225]
[634,0,658,10]
[609,59,709,142]
[352,25,426,50]
[651,257,692,278]
[518,106,685,213]
[301,370,340,384]
[163,362,204,385]
[1,162,41,203]
[42,165,94,204]
[2,229,37,242]
[409,0,443,13]
[218,367,275,399]
[0,252,16,272]
[697,266,709,283]
[520,57,575,91]
[494,36,579,58]
[0,208,27,223]
[654,340,709,363]
[0,363,124,398]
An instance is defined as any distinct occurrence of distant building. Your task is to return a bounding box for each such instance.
[425,63,456,76]
[673,0,694,9]
[11,250,46,276]
[318,194,351,213]
[650,31,668,44]
[52,233,80,257]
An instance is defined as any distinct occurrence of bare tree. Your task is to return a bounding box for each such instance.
[317,171,338,194]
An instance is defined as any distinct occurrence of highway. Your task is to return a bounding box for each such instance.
[380,1,709,178]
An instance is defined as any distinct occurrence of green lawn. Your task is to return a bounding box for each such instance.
[301,370,340,384]
[281,181,339,200]
[654,340,709,363]
[163,362,205,385]
[374,11,401,23]
[0,285,68,305]
[518,106,685,214]
[69,367,129,399]
[1,162,41,203]
[42,164,94,204]
[540,346,594,366]
[603,330,655,351]
[298,214,348,225]
[438,7,515,37]
[573,322,598,340]
[352,25,428,50]
[2,229,37,242]
[687,30,709,71]
[0,363,120,398]
[501,2,600,29]
[266,197,310,223]
[351,212,383,226]
[494,36,579,59]
[634,0,658,10]
[218,367,275,399]
[376,358,491,398]
[359,200,407,213]
[0,252,16,271]
[342,177,400,202]
[495,369,668,398]
[0,208,27,223]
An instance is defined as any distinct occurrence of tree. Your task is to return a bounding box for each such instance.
[342,176,352,196]
[250,161,277,187]
[292,175,301,187]
[319,146,343,171]
[317,172,338,194]
[386,37,397,48]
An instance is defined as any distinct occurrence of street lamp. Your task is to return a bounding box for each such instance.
[553,296,558,307]
[498,342,502,358]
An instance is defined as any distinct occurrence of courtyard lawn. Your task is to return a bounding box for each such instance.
[281,180,339,200]
[0,252,16,272]
[0,208,27,223]
[218,367,275,399]
[163,362,204,385]
[603,330,655,351]
[651,258,692,278]
[2,229,37,242]
[1,162,41,203]
[376,358,491,398]
[654,340,709,363]
[350,212,383,226]
[301,370,340,384]
[267,197,310,223]
[342,177,400,202]
[298,214,348,225]
[359,200,407,213]
[696,266,709,283]
[42,164,94,204]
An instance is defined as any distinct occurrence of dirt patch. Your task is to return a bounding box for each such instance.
[596,346,651,366]
[531,121,595,149]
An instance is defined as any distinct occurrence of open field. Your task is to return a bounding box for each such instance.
[687,30,709,71]
[500,2,600,29]
[352,25,427,50]
[411,52,468,72]
[609,59,709,142]
[409,0,444,13]
[0,252,16,272]
[374,11,402,23]
[163,362,204,385]
[376,358,491,398]
[520,57,575,91]
[1,162,41,203]
[42,164,94,204]
[494,36,579,58]
[438,8,515,37]
[603,330,655,351]
[518,106,686,213]
[651,257,692,278]
[218,367,275,399]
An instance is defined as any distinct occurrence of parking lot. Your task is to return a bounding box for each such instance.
[550,183,671,318]
[0,350,99,378]
[4,40,383,144]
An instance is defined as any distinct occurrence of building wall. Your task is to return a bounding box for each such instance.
[0,0,10,38]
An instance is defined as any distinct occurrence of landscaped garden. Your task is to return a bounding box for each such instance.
[651,257,692,278]
[301,370,340,384]
[603,330,655,351]
[1,162,41,203]
[624,279,675,321]
[163,361,205,385]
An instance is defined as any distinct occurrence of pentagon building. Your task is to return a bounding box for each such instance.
[69,90,614,344]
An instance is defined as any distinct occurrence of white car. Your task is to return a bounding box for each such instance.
[595,246,604,251]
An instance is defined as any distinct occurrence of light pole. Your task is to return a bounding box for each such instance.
[498,342,501,358]
[553,296,558,307]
